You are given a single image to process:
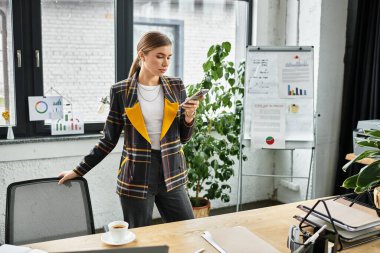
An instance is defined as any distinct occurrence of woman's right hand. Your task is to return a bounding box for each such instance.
[58,170,80,184]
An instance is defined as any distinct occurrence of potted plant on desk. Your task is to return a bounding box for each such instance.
[341,130,380,211]
[184,42,247,217]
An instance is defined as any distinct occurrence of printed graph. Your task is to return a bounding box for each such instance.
[51,112,83,135]
[287,84,308,96]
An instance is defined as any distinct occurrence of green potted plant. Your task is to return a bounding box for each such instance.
[341,130,380,209]
[183,42,247,217]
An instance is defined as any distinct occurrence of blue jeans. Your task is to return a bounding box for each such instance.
[119,149,194,228]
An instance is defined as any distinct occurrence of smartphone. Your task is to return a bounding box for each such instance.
[180,89,209,106]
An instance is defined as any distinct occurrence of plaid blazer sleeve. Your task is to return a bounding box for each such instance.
[179,80,194,144]
[73,86,124,176]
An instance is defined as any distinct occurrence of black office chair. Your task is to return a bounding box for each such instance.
[5,177,95,245]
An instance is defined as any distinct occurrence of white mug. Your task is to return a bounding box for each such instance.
[108,220,129,243]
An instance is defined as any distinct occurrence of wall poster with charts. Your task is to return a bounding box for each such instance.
[243,46,314,149]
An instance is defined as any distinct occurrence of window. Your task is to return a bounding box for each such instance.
[0,0,132,138]
[0,0,251,138]
[40,0,115,124]
[134,0,250,85]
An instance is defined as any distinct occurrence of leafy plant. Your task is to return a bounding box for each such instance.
[342,130,380,193]
[184,42,247,207]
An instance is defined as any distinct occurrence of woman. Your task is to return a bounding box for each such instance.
[58,31,199,228]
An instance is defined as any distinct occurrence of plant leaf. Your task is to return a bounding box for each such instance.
[354,186,369,194]
[207,45,215,57]
[212,70,218,80]
[203,61,212,72]
[341,174,358,189]
[227,67,234,74]
[356,161,380,188]
[364,130,380,138]
[216,67,223,78]
[342,150,380,172]
[222,42,231,53]
[356,140,379,148]
[342,174,359,189]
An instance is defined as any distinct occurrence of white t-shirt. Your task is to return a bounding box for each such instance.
[137,83,164,150]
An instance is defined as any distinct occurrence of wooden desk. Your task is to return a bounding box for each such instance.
[346,153,377,165]
[26,199,380,253]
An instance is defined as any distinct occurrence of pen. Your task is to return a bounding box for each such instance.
[193,248,205,253]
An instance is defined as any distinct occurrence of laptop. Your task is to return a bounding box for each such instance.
[56,245,169,253]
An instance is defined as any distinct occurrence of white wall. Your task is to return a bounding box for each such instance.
[275,0,321,202]
[275,0,348,199]
[314,0,348,197]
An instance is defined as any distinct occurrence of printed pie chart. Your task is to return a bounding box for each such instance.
[35,101,48,114]
[266,136,275,145]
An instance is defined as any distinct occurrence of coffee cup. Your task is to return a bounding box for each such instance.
[108,221,129,243]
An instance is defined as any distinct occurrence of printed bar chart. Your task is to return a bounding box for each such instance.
[51,112,84,135]
[288,84,307,96]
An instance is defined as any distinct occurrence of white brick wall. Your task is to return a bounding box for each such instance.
[41,0,236,122]
[41,0,114,123]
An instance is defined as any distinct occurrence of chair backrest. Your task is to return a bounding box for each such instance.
[5,177,95,245]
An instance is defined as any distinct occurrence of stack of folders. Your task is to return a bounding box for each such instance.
[295,198,380,252]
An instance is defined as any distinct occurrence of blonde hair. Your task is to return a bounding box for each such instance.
[128,31,172,78]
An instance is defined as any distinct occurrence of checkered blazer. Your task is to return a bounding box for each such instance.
[73,71,194,199]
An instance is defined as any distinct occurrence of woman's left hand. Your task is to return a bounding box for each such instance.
[182,100,200,123]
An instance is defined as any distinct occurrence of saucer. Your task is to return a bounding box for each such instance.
[101,231,136,246]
